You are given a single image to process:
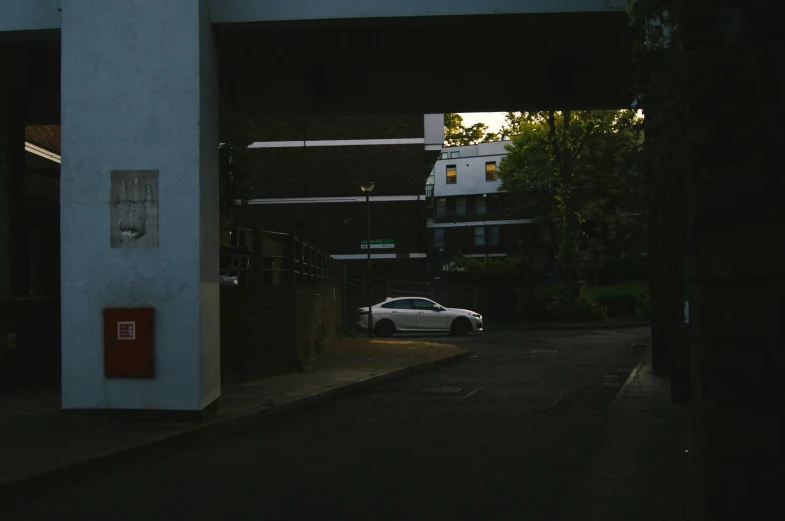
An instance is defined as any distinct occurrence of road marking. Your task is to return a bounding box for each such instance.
[531,349,559,354]
[418,386,463,395]
[540,388,571,414]
[458,387,483,399]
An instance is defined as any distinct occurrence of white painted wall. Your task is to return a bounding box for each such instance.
[424,114,444,148]
[59,0,220,411]
[432,141,510,197]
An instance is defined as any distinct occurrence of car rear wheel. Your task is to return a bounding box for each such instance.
[450,317,473,336]
[374,319,395,338]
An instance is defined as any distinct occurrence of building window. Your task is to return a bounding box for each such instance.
[474,226,485,246]
[475,196,486,215]
[488,226,500,245]
[440,152,448,159]
[487,195,500,214]
[446,165,457,184]
[485,162,497,181]
[436,198,446,218]
[456,197,466,216]
[434,228,445,248]
[450,150,461,158]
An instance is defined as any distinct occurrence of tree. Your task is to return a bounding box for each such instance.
[498,110,644,298]
[444,113,501,146]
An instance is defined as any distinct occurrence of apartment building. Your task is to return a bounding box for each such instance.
[425,141,553,268]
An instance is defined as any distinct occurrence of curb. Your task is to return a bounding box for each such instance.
[486,322,650,332]
[608,342,652,412]
[0,351,469,507]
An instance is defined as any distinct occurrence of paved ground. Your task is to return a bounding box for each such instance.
[0,349,464,491]
[3,327,687,520]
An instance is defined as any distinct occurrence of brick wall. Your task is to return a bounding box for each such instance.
[245,144,431,198]
[220,285,341,383]
[238,200,428,255]
[231,113,424,142]
[686,6,785,520]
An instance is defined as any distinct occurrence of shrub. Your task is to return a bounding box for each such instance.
[634,293,651,320]
[546,292,609,322]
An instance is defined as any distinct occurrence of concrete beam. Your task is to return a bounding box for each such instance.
[0,0,61,33]
[210,0,625,24]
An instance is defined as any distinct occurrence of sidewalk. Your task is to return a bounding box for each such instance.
[488,317,650,331]
[0,350,467,504]
[556,345,691,520]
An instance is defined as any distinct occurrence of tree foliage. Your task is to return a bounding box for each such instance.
[444,113,501,146]
[498,110,644,297]
[445,254,530,275]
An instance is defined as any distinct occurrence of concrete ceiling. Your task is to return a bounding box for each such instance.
[5,12,634,125]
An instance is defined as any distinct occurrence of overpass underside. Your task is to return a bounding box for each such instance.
[3,11,633,125]
[2,5,633,411]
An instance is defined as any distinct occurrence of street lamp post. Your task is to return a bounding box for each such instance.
[360,182,375,338]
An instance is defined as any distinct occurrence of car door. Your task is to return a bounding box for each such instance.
[387,299,419,330]
[411,298,451,330]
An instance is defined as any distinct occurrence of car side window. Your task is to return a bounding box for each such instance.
[380,302,397,309]
[412,299,438,310]
[393,299,414,309]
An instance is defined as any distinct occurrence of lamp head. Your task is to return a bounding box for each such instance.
[360,182,375,193]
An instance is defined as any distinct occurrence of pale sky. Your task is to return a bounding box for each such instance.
[458,112,508,133]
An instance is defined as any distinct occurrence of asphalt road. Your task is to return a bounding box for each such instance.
[5,328,649,521]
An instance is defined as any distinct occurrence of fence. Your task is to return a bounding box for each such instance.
[220,227,340,288]
[219,227,533,328]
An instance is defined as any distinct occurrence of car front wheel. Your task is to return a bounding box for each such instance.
[450,317,473,336]
[374,319,395,338]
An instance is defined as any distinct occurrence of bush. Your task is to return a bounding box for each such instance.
[546,293,609,322]
[634,293,651,320]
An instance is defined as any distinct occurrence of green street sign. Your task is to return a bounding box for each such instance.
[361,239,395,250]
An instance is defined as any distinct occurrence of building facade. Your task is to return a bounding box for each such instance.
[425,141,552,269]
[234,113,443,280]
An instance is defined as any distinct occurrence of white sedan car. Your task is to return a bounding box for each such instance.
[357,297,483,337]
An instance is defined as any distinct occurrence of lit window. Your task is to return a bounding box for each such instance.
[436,198,446,218]
[488,226,500,245]
[456,197,466,216]
[485,162,497,181]
[434,228,445,248]
[450,150,460,158]
[474,227,485,246]
[446,165,457,184]
[475,196,486,215]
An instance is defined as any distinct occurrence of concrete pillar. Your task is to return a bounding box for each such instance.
[60,0,220,412]
[686,4,785,519]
